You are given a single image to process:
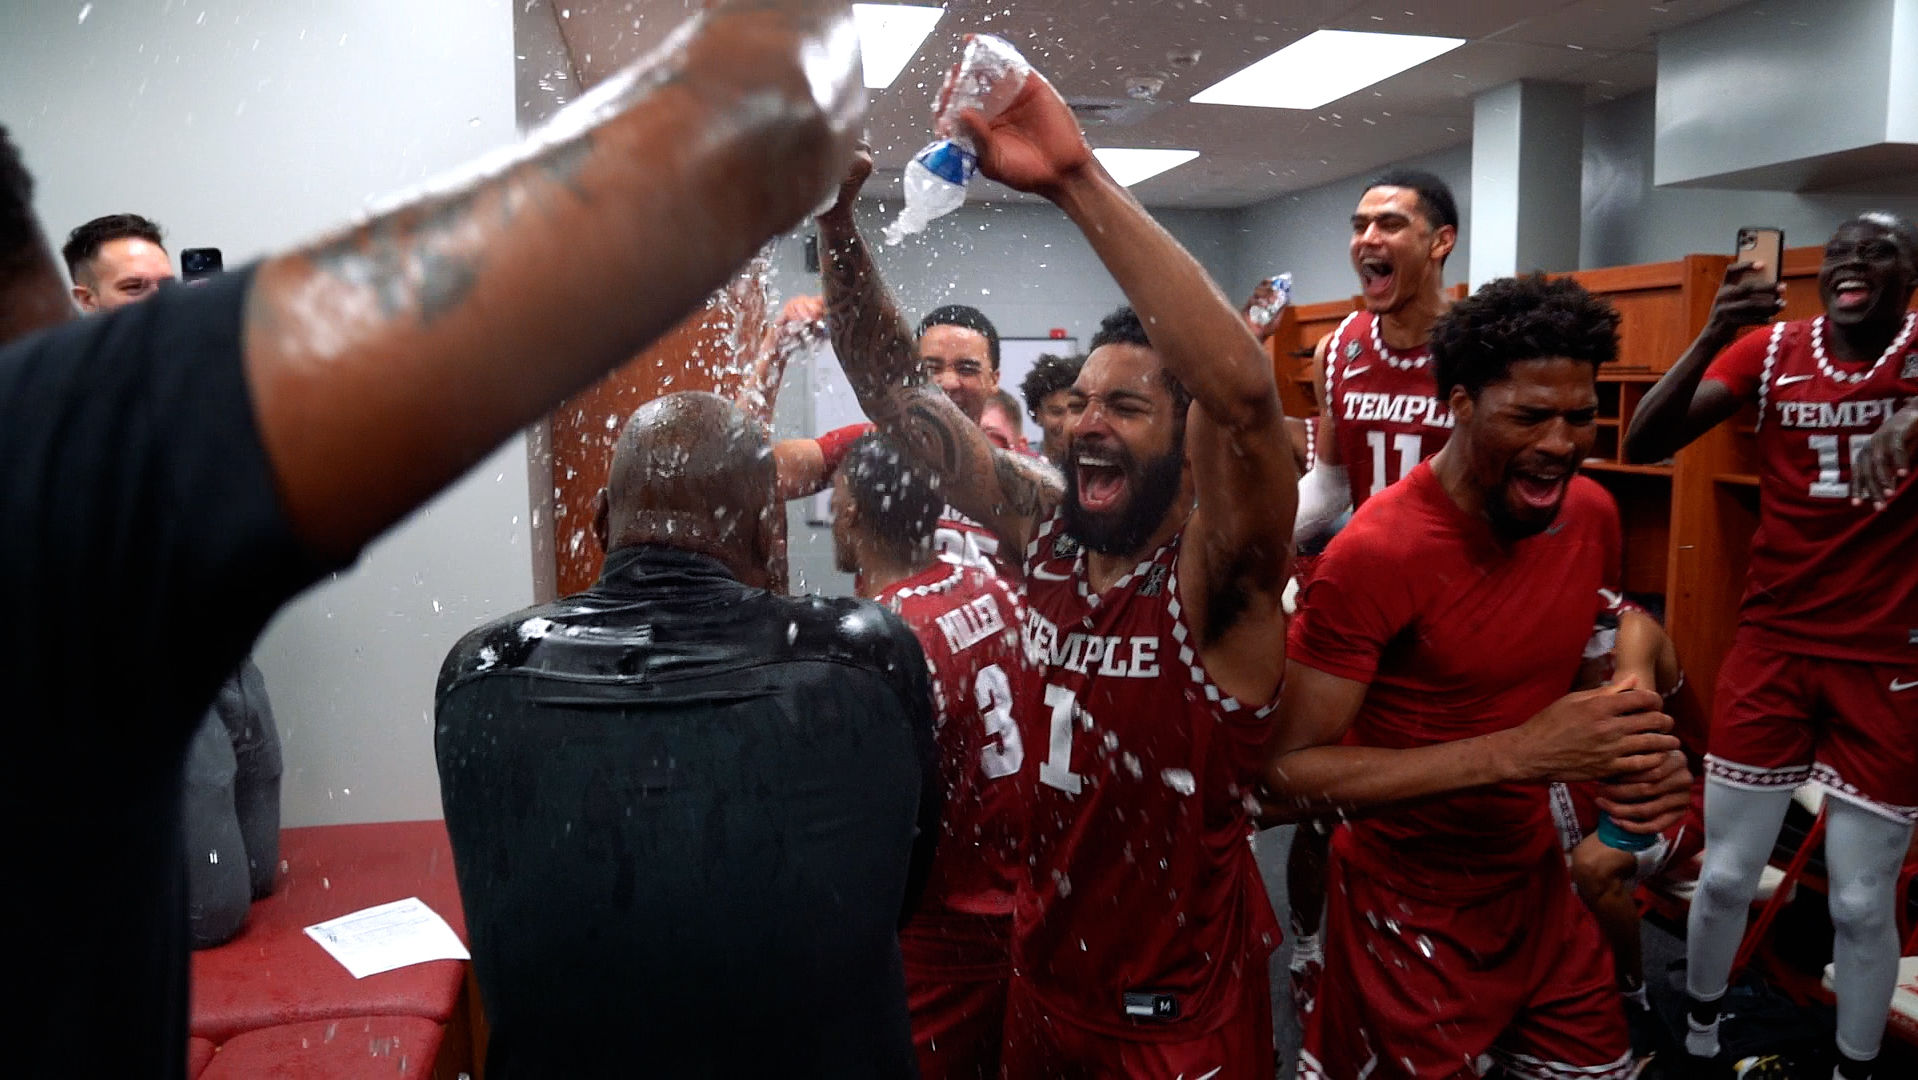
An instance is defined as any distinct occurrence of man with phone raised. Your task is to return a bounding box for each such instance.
[1628,214,1918,1080]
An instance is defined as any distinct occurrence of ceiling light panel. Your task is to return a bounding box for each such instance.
[852,4,945,90]
[1093,148,1201,187]
[1190,30,1466,110]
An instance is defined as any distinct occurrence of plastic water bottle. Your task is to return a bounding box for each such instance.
[1597,813,1656,852]
[883,140,978,245]
[884,34,1032,245]
[1245,272,1295,327]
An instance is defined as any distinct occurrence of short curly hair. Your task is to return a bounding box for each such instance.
[1431,274,1619,400]
[0,127,39,275]
[1019,352,1083,418]
[1088,305,1192,416]
[838,433,944,555]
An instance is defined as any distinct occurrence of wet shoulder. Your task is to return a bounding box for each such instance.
[437,598,583,697]
[780,593,926,678]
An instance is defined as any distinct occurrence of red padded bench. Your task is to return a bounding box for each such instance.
[188,820,478,1078]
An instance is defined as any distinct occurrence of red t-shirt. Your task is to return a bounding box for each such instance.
[1012,516,1279,1038]
[1324,311,1454,510]
[1289,462,1622,893]
[878,563,1028,952]
[1703,316,1918,662]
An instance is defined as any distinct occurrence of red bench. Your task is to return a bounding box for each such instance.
[188,820,480,1078]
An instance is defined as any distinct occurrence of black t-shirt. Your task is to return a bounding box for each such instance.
[0,268,333,1077]
[436,545,940,1079]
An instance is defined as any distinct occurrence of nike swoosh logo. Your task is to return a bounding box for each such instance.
[1029,565,1074,581]
[1342,364,1372,379]
[1186,1070,1224,1080]
[1776,374,1813,386]
[1892,679,1918,693]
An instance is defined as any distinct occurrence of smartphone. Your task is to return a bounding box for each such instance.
[1734,227,1783,288]
[180,247,224,283]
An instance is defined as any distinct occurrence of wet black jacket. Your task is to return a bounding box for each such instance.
[436,544,938,1079]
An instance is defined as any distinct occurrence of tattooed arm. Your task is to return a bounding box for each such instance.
[958,66,1292,706]
[243,0,862,558]
[815,146,1059,554]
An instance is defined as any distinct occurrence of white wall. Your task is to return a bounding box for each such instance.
[1582,90,1918,269]
[1,0,527,826]
[1229,143,1475,307]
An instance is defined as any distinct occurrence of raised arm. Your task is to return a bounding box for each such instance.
[957,64,1293,700]
[1624,261,1780,464]
[816,146,1058,552]
[244,0,863,558]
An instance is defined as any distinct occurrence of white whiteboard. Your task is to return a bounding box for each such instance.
[804,336,1079,524]
[809,335,1081,434]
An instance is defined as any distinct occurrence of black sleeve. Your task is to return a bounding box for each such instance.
[875,612,942,926]
[0,269,341,743]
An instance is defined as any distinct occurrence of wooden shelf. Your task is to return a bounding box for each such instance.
[1715,473,1760,488]
[1597,369,1663,383]
[1595,418,1622,428]
[1582,461,1674,477]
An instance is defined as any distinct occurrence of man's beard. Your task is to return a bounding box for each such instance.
[1063,442,1186,556]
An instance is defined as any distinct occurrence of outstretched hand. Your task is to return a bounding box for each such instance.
[951,68,1092,198]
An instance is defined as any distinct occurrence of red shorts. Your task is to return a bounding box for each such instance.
[901,919,1009,1080]
[1708,633,1918,824]
[1000,970,1272,1080]
[1302,850,1630,1080]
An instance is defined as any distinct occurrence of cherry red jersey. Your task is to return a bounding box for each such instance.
[1289,463,1622,893]
[934,506,1015,581]
[1012,515,1279,1039]
[1324,310,1454,510]
[878,562,1029,932]
[1704,316,1918,663]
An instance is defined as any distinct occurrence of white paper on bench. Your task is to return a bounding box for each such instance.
[303,896,470,979]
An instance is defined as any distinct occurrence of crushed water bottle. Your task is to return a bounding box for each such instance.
[1245,272,1294,328]
[884,35,1033,245]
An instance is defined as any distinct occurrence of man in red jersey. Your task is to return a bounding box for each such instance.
[1284,167,1462,1020]
[1265,275,1691,1080]
[820,55,1295,1078]
[831,433,1029,1080]
[1626,213,1918,1080]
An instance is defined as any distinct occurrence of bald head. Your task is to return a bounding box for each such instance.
[594,392,776,581]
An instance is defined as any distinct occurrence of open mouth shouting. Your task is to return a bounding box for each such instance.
[1506,462,1572,521]
[1358,255,1396,305]
[1075,451,1128,513]
[1830,276,1873,313]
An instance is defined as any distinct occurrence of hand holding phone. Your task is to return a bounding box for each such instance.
[181,247,224,284]
[1705,227,1785,333]
[1734,226,1783,288]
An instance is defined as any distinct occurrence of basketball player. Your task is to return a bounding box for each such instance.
[819,60,1296,1076]
[1626,213,1918,1080]
[833,433,1028,1079]
[1266,275,1690,1080]
[1285,168,1461,1016]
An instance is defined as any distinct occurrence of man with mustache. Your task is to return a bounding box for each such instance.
[1627,213,1918,1080]
[820,57,1295,1078]
[1266,275,1690,1080]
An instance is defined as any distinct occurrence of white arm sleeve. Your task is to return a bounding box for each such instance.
[1294,463,1351,546]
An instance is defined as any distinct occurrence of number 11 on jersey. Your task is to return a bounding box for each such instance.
[1367,430,1424,495]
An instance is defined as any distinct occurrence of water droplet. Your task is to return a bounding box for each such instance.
[76,3,92,23]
